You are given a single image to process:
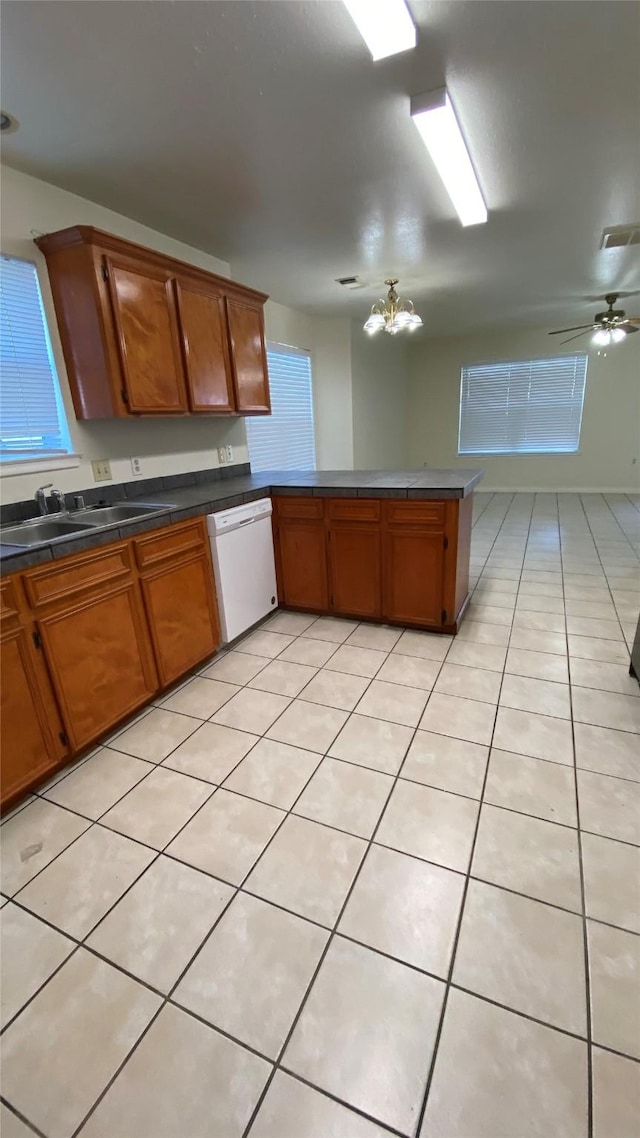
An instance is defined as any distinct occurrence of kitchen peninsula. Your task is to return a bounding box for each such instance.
[0,466,481,810]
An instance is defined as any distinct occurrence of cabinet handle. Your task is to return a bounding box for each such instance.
[32,630,42,650]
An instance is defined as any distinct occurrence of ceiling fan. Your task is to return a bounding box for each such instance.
[549,293,640,346]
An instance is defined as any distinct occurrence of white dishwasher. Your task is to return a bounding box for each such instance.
[207,498,278,644]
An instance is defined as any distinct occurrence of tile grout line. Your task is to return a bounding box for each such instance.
[413,489,534,1137]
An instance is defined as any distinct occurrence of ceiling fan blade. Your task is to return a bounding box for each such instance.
[560,329,592,345]
[625,323,639,333]
[548,325,594,335]
[626,317,640,325]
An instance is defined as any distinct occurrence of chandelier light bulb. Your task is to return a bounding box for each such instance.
[611,327,626,343]
[592,328,611,347]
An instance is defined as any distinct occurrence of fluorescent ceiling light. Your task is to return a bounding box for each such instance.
[343,0,416,61]
[411,88,488,226]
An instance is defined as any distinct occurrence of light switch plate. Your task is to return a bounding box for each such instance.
[217,447,227,464]
[92,459,112,482]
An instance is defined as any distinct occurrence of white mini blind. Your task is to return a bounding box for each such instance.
[246,343,316,472]
[458,353,588,455]
[0,255,72,461]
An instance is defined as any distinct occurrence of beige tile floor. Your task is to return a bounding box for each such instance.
[1,490,639,1138]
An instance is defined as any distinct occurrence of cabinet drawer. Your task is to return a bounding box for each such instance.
[134,519,206,570]
[327,499,380,523]
[385,501,446,528]
[24,544,133,610]
[275,497,324,521]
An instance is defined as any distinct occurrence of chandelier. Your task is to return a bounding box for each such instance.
[363,279,423,335]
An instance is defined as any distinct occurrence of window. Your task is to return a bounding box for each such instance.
[0,255,72,463]
[458,353,588,455]
[246,342,316,471]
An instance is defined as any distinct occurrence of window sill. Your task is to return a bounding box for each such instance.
[0,454,82,477]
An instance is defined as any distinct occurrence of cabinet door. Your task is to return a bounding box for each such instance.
[329,526,381,619]
[277,521,328,610]
[106,256,188,413]
[175,281,236,412]
[38,583,158,752]
[140,552,220,687]
[1,622,66,808]
[226,298,271,413]
[384,530,445,627]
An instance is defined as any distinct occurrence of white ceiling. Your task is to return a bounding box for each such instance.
[1,0,639,334]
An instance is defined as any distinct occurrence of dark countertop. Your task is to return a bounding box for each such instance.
[0,467,482,573]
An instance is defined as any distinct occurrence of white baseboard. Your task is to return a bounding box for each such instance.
[478,486,640,494]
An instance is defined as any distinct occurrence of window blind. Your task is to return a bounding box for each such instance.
[0,255,72,461]
[246,343,316,472]
[458,353,588,455]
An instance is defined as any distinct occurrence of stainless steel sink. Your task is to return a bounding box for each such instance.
[0,518,98,546]
[72,502,169,525]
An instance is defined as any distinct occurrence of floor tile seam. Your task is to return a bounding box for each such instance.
[0,1097,46,1138]
[599,495,640,556]
[63,665,349,1138]
[239,609,461,1138]
[565,498,597,1138]
[413,488,534,1137]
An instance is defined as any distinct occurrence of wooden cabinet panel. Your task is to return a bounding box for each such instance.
[327,499,381,523]
[386,501,445,527]
[277,521,328,610]
[1,579,67,810]
[140,552,220,687]
[383,530,445,627]
[275,497,323,520]
[329,527,381,619]
[106,256,188,413]
[24,544,132,610]
[175,281,235,412]
[226,299,270,413]
[38,583,158,752]
[133,520,204,571]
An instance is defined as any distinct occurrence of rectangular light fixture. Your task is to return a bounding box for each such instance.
[343,0,416,61]
[410,87,488,226]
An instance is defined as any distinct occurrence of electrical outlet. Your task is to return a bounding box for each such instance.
[225,445,233,463]
[217,447,227,464]
[130,457,143,477]
[92,459,112,482]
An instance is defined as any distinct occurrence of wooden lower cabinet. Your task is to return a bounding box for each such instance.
[273,494,471,633]
[135,521,220,687]
[37,582,158,753]
[1,580,67,808]
[1,516,221,811]
[383,530,445,627]
[273,499,328,611]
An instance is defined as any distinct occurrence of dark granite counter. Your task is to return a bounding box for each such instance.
[0,467,482,573]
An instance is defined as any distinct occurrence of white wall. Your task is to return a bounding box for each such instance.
[351,325,409,469]
[407,327,640,491]
[0,165,249,504]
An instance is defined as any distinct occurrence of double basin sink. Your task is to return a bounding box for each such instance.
[0,503,171,548]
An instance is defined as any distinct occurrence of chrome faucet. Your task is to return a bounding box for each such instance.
[35,483,53,516]
[34,484,66,516]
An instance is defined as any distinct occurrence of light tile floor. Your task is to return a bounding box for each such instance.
[1,491,639,1137]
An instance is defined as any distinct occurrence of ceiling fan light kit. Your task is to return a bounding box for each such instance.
[363,279,423,335]
[549,293,640,348]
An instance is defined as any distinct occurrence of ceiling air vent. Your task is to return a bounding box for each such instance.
[600,224,640,249]
[336,275,367,290]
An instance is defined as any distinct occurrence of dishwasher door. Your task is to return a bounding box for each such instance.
[208,500,278,643]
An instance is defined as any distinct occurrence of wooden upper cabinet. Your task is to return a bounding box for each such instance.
[106,256,188,413]
[174,281,235,412]
[35,226,269,420]
[226,298,271,414]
